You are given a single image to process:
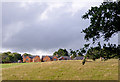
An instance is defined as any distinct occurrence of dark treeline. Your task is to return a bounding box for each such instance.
[53,48,84,58]
[85,43,120,61]
[0,52,32,63]
[0,43,119,63]
[80,1,120,61]
[53,42,120,61]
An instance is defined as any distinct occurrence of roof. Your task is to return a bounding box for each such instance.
[23,55,40,59]
[58,56,71,60]
[42,56,57,60]
[73,56,84,60]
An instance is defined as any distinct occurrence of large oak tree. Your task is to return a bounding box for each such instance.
[82,1,120,43]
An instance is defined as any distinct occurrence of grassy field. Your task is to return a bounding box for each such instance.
[1,63,34,68]
[2,59,118,80]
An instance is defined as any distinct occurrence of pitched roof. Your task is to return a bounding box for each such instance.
[48,56,53,60]
[73,56,84,60]
[42,56,57,60]
[58,56,71,60]
[23,55,39,59]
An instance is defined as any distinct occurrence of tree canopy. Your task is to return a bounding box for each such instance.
[23,53,32,56]
[81,1,120,60]
[53,48,69,57]
[82,1,120,43]
[0,52,31,63]
[85,43,120,61]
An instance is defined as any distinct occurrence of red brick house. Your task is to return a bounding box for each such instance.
[52,56,58,61]
[23,55,41,63]
[42,56,58,62]
[32,56,41,62]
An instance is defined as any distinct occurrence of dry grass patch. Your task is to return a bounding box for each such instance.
[2,59,118,80]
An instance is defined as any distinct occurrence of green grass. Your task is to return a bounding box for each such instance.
[1,62,34,68]
[2,59,118,80]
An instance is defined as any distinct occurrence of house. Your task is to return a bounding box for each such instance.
[73,56,84,60]
[52,56,58,61]
[42,56,58,62]
[58,56,71,60]
[23,55,41,63]
[32,56,41,62]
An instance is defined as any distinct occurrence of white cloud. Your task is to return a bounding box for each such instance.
[67,2,86,16]
[3,21,24,42]
[38,1,102,21]
[38,3,64,21]
[30,49,53,58]
[69,1,103,16]
[3,1,117,56]
[1,48,53,59]
[0,48,13,53]
[19,1,37,10]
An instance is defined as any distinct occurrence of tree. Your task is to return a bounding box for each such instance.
[82,1,120,43]
[77,51,84,56]
[8,55,14,62]
[12,52,22,62]
[1,52,22,63]
[23,53,32,56]
[81,1,120,60]
[85,42,119,60]
[53,51,59,57]
[53,48,69,57]
[1,52,9,63]
[101,43,119,59]
[85,47,97,61]
[69,49,77,58]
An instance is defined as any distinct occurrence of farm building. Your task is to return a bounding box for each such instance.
[73,56,84,60]
[58,56,71,60]
[42,56,58,62]
[23,55,41,63]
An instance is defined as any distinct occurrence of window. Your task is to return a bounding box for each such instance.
[26,59,28,61]
[45,58,48,61]
[35,58,38,62]
[53,59,57,61]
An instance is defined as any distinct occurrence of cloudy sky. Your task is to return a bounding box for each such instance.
[2,0,118,56]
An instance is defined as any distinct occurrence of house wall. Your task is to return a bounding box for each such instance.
[32,56,41,62]
[52,56,58,61]
[23,56,32,63]
[23,55,27,62]
[42,56,51,62]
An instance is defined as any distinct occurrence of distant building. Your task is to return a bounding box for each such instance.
[58,56,71,60]
[73,56,84,60]
[41,56,58,62]
[22,55,41,63]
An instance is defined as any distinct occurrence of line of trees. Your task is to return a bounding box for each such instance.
[53,43,119,61]
[0,52,32,63]
[85,43,120,61]
[53,1,120,61]
[80,1,120,61]
[53,48,84,58]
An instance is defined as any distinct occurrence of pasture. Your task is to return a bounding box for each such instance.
[2,59,118,80]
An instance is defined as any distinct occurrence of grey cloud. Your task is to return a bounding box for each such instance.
[2,2,118,53]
